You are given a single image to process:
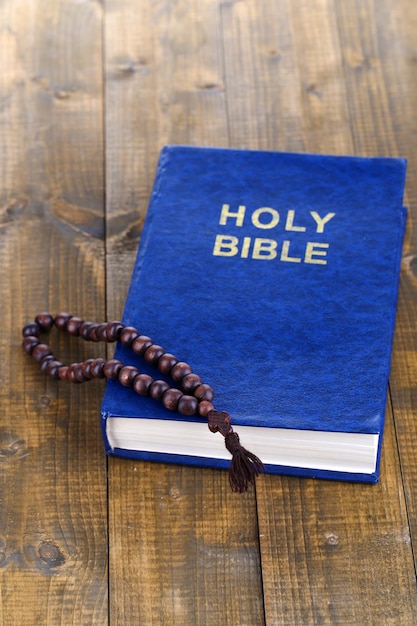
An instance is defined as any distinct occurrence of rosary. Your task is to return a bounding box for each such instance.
[22,312,264,492]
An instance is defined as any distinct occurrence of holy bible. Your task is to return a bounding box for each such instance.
[101,146,407,482]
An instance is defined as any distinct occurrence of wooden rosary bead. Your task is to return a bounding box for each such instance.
[144,344,165,365]
[157,352,178,374]
[66,316,84,336]
[54,312,71,331]
[32,343,53,363]
[67,364,83,383]
[45,360,64,379]
[105,321,124,342]
[81,358,95,378]
[118,365,140,387]
[94,323,108,342]
[198,400,215,417]
[22,336,40,355]
[162,388,183,411]
[58,365,69,380]
[79,321,94,340]
[133,373,154,395]
[90,358,107,378]
[178,395,198,416]
[171,361,192,382]
[181,373,202,393]
[66,363,77,382]
[39,355,55,374]
[149,379,170,400]
[103,359,124,380]
[194,383,215,402]
[35,312,54,331]
[74,363,89,382]
[89,324,102,341]
[120,326,140,346]
[132,335,153,356]
[22,322,41,338]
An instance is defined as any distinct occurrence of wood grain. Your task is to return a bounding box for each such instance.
[335,0,417,576]
[362,0,417,567]
[2,0,417,624]
[0,1,108,624]
[258,410,417,625]
[108,462,263,625]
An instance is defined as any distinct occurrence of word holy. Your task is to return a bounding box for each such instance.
[212,204,336,264]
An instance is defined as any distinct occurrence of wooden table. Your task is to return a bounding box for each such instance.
[1,1,417,624]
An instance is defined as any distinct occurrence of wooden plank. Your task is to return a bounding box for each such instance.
[220,0,417,623]
[109,462,264,625]
[104,1,264,624]
[220,0,305,152]
[220,0,353,154]
[334,0,417,570]
[365,0,417,561]
[0,1,108,623]
[257,410,417,625]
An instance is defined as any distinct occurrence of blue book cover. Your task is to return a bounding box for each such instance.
[101,146,407,482]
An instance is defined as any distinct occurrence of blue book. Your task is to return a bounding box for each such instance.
[101,146,407,482]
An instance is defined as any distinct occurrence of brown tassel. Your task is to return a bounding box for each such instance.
[207,410,264,492]
[225,431,264,493]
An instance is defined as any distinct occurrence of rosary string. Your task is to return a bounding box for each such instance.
[22,312,264,492]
